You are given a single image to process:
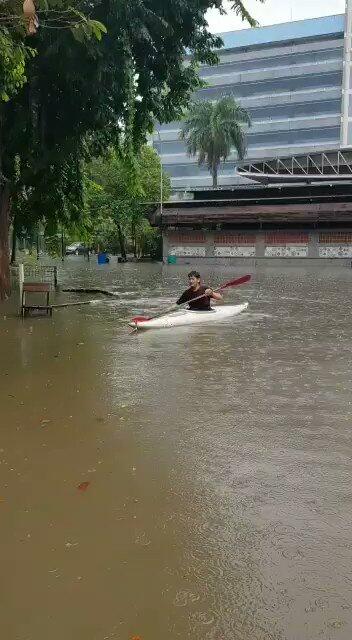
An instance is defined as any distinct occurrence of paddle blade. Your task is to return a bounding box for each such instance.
[218,274,251,291]
[130,315,151,324]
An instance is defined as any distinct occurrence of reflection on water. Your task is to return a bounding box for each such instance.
[1,259,352,639]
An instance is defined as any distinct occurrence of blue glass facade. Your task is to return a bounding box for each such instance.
[155,14,345,190]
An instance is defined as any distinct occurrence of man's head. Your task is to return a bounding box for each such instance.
[188,270,201,289]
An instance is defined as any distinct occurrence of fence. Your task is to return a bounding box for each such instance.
[10,264,59,301]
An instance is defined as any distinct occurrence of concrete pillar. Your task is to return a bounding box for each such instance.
[308,230,319,258]
[205,231,214,258]
[256,230,266,258]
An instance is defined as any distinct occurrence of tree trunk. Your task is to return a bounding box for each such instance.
[117,222,127,260]
[131,221,137,258]
[61,227,65,262]
[0,183,11,300]
[212,167,218,188]
[11,215,17,264]
[36,227,40,260]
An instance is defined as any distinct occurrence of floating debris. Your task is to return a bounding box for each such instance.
[77,481,90,492]
[65,542,78,549]
[62,287,119,297]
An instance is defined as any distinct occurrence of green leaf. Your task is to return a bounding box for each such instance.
[89,20,107,35]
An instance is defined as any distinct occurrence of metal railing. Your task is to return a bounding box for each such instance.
[10,264,58,290]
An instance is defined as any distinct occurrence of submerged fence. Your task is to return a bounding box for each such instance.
[10,264,59,301]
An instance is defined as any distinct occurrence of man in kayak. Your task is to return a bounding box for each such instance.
[176,271,223,311]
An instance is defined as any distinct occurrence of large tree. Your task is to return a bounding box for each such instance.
[0,0,107,296]
[180,96,251,188]
[0,0,259,299]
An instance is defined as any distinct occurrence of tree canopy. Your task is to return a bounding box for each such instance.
[0,0,259,298]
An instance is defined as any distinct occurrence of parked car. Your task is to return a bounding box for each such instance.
[65,242,88,256]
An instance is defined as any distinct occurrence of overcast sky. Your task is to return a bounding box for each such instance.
[206,0,346,33]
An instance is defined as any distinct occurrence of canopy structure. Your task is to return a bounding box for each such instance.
[237,150,352,185]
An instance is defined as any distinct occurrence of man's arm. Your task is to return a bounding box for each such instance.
[205,288,223,301]
[176,290,188,305]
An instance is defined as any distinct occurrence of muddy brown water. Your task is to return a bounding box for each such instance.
[1,259,352,640]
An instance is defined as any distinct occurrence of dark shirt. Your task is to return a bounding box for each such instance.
[176,285,211,311]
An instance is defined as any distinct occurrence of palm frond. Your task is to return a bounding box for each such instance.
[230,0,264,27]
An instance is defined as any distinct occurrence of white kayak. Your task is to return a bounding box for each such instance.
[130,302,248,330]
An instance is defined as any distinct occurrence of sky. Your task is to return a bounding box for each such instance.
[206,0,346,33]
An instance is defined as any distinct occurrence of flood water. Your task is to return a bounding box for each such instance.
[1,259,352,640]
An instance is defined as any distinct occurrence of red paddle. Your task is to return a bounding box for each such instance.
[130,274,251,326]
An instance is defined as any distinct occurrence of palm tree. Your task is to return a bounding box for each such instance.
[180,97,251,188]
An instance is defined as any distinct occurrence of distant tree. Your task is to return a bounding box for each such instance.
[85,146,170,259]
[180,97,251,187]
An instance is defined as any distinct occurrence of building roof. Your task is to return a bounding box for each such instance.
[218,14,345,51]
[151,179,352,226]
